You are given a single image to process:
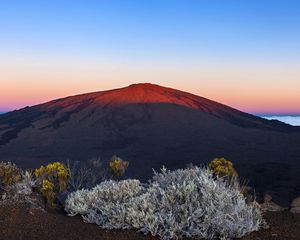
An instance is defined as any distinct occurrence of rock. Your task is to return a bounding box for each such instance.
[290,207,300,214]
[261,194,286,212]
[291,197,300,208]
[289,197,300,213]
[2,193,6,200]
[260,202,285,212]
[264,194,272,203]
[29,211,35,216]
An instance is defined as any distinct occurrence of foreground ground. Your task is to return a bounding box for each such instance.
[0,204,299,240]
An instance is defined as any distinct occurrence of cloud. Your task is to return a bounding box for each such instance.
[263,116,300,126]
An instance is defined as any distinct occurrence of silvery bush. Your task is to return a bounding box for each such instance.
[65,179,145,229]
[14,170,36,196]
[65,166,263,239]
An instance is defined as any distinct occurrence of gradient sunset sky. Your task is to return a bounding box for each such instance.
[0,0,299,114]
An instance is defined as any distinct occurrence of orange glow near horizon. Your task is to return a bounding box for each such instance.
[0,58,300,114]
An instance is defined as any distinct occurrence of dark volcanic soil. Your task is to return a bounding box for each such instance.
[0,204,156,240]
[0,204,299,240]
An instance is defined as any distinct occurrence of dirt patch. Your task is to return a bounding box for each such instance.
[242,211,300,240]
[0,204,299,240]
[0,204,156,240]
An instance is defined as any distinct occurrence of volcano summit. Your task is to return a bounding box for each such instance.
[0,83,299,204]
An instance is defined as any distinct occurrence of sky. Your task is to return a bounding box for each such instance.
[0,0,299,114]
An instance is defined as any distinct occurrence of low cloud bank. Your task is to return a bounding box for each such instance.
[262,116,300,126]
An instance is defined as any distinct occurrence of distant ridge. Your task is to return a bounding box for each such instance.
[0,83,300,205]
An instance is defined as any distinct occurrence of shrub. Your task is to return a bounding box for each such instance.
[41,179,56,204]
[65,157,107,191]
[209,157,238,178]
[14,170,36,196]
[0,161,22,186]
[65,179,144,229]
[35,162,69,206]
[208,158,253,199]
[65,156,128,191]
[65,166,263,239]
[0,165,45,210]
[108,155,129,178]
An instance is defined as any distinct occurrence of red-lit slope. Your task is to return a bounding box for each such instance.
[35,83,293,130]
[40,82,230,113]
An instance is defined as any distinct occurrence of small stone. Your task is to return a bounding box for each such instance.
[264,194,272,203]
[291,197,300,208]
[290,207,300,214]
[260,202,285,212]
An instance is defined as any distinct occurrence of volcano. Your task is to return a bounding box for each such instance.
[0,83,300,204]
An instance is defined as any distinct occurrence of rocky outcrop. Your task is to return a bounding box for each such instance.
[260,194,286,212]
[290,197,300,213]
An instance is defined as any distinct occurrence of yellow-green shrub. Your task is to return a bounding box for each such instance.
[35,162,69,206]
[209,158,238,178]
[209,158,253,199]
[0,161,22,186]
[41,179,56,205]
[109,155,129,178]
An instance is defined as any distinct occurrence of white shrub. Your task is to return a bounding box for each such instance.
[65,179,145,229]
[15,170,36,196]
[65,167,263,239]
[64,188,92,216]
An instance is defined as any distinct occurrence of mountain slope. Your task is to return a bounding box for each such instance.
[0,83,300,205]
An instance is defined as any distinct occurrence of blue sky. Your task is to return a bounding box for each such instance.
[0,0,299,113]
[1,0,299,62]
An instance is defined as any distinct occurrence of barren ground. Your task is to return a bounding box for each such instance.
[0,204,299,240]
